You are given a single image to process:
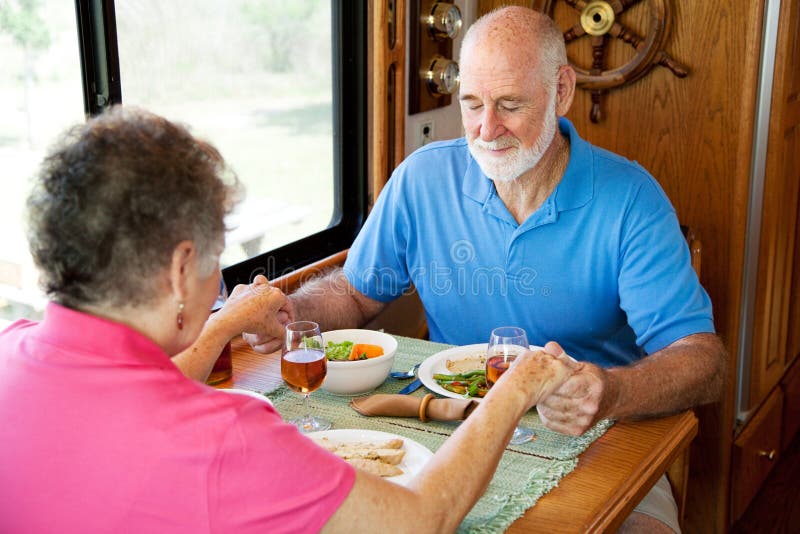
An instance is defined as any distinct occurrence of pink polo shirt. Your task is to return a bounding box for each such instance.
[0,303,355,533]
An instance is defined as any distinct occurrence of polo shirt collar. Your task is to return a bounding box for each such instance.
[462,149,492,204]
[35,302,172,367]
[461,117,594,216]
[553,117,593,212]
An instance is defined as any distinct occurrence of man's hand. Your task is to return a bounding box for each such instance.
[535,341,614,436]
[215,275,294,353]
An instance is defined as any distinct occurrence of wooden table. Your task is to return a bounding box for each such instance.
[218,338,698,533]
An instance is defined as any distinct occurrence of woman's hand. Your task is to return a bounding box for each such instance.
[535,341,610,436]
[212,275,294,353]
[493,343,578,413]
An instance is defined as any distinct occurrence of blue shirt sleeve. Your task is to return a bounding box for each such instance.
[343,169,412,303]
[618,177,715,354]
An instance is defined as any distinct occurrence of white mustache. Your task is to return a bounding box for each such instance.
[471,137,519,151]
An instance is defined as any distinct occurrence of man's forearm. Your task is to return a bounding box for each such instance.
[603,333,726,420]
[290,269,385,331]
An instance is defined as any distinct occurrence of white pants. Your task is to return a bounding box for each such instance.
[632,474,681,533]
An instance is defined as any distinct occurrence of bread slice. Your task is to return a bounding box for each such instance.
[445,354,486,374]
[346,458,404,477]
[313,437,403,451]
[311,437,407,475]
[330,447,406,465]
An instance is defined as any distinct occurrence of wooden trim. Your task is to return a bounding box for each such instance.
[272,250,348,294]
[370,0,406,201]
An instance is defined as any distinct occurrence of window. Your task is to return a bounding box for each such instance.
[0,0,84,324]
[88,0,367,286]
[0,0,366,325]
[113,1,342,270]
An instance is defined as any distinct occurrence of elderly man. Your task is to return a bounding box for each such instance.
[246,7,725,533]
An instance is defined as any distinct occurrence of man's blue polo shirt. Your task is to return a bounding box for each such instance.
[344,118,714,367]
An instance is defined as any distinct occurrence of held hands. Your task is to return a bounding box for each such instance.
[536,341,613,436]
[213,275,294,353]
[236,275,295,353]
[498,347,576,411]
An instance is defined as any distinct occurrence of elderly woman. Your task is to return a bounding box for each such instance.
[0,107,574,533]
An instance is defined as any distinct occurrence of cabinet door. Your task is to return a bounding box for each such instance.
[750,0,800,405]
[731,387,783,523]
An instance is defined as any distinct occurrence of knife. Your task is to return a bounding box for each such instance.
[398,378,423,395]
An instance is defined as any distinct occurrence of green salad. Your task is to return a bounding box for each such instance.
[300,336,322,349]
[324,341,354,361]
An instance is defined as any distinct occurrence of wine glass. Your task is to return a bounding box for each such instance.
[486,326,536,444]
[281,321,331,432]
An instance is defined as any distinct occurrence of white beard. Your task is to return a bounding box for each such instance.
[468,91,558,183]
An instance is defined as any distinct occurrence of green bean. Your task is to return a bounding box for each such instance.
[434,370,488,398]
[441,383,467,394]
[432,370,485,381]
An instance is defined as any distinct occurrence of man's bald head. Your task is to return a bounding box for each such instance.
[460,7,567,91]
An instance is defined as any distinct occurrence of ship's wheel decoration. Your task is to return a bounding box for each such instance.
[543,0,689,123]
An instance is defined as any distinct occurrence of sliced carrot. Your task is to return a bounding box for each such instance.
[348,343,385,361]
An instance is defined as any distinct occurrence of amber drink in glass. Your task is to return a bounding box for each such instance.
[281,321,331,432]
[486,326,535,444]
[206,278,233,385]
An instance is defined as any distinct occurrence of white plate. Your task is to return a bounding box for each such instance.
[221,388,274,406]
[306,429,433,487]
[418,343,542,401]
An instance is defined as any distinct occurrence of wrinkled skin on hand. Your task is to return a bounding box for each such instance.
[219,275,294,353]
[492,346,576,414]
[536,341,609,436]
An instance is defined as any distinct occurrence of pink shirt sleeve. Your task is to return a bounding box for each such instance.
[207,400,355,533]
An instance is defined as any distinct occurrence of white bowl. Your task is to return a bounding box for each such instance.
[321,329,398,395]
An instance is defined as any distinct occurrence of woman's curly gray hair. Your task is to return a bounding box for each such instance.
[26,106,241,309]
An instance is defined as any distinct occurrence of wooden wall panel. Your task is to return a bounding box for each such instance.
[473,1,763,531]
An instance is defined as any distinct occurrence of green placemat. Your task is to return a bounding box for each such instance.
[264,335,613,533]
[387,336,614,461]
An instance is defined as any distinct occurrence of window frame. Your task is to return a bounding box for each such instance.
[74,0,368,288]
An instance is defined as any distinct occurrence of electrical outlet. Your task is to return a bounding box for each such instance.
[418,120,435,148]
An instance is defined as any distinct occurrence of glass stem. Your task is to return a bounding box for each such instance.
[303,393,310,421]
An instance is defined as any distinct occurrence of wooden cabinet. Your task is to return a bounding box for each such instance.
[782,357,800,451]
[730,0,800,526]
[731,387,784,523]
[749,0,800,408]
